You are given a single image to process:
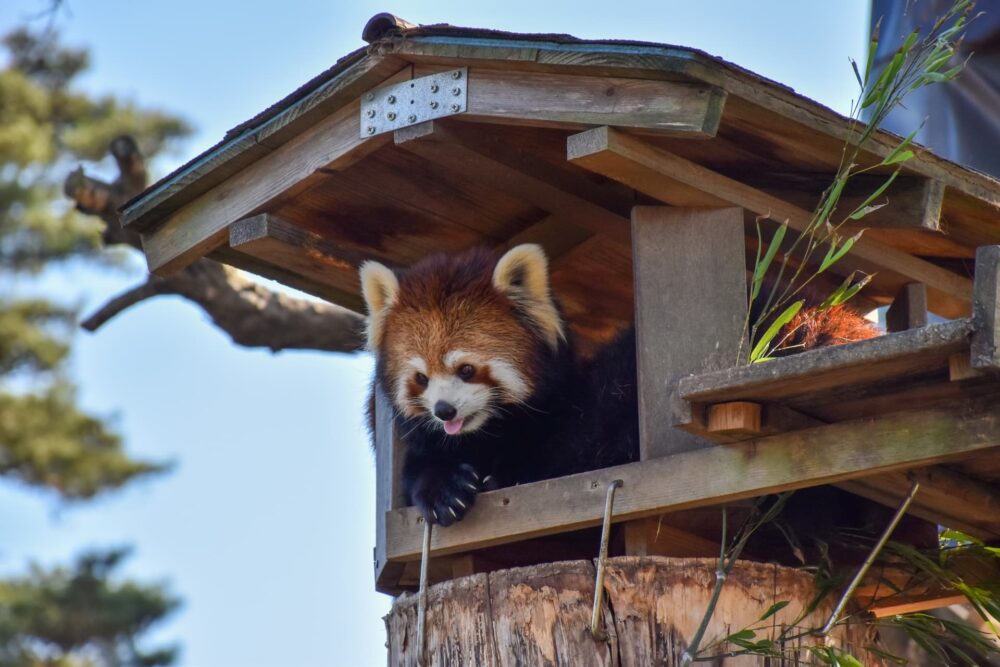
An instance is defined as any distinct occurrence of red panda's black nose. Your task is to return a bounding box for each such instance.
[433,401,457,421]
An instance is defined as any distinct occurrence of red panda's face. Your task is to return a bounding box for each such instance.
[360,245,565,437]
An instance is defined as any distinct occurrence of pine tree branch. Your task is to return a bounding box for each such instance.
[66,136,368,354]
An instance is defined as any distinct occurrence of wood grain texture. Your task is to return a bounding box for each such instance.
[706,401,762,437]
[122,54,407,231]
[375,388,407,594]
[972,245,1000,370]
[464,67,725,136]
[632,206,747,458]
[568,126,974,317]
[227,214,369,312]
[385,394,1000,562]
[386,557,878,665]
[139,68,415,275]
[395,120,630,243]
[886,283,928,333]
[678,319,971,404]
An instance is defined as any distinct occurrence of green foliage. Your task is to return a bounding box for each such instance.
[0,25,188,664]
[745,0,975,363]
[0,27,189,499]
[0,548,179,666]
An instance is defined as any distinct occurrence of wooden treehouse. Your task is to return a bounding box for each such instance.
[123,15,1000,665]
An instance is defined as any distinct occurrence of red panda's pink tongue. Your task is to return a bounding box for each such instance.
[444,418,465,435]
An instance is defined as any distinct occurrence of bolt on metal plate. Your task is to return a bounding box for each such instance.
[359,67,468,138]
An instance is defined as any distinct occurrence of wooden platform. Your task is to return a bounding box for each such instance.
[120,17,1000,609]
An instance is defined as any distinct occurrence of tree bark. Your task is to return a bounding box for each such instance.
[64,136,366,354]
[386,557,881,666]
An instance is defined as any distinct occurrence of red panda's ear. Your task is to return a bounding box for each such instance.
[493,244,566,350]
[360,260,399,349]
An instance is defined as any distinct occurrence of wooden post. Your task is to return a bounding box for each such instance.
[374,388,407,593]
[971,245,1000,370]
[631,206,747,459]
[886,282,928,333]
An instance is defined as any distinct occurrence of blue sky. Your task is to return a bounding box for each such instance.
[0,1,868,665]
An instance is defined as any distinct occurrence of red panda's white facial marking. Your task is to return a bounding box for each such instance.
[394,350,530,436]
[362,244,563,436]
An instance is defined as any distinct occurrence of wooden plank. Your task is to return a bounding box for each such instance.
[622,518,719,557]
[678,319,971,404]
[972,245,1000,370]
[384,394,1000,561]
[839,467,1000,541]
[375,388,408,593]
[394,120,630,243]
[462,68,725,136]
[501,214,592,262]
[949,352,984,382]
[138,67,413,275]
[886,282,928,333]
[632,207,747,459]
[568,126,974,318]
[227,214,370,312]
[122,53,406,231]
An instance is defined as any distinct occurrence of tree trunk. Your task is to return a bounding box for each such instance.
[386,557,880,666]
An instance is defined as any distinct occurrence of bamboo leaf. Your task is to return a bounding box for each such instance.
[940,529,983,545]
[881,129,919,166]
[751,222,787,301]
[819,231,863,273]
[849,171,899,219]
[850,57,863,88]
[758,600,789,621]
[883,149,914,165]
[750,301,803,363]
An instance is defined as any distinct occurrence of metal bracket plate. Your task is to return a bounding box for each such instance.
[360,67,468,138]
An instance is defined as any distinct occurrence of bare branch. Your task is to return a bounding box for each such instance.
[68,135,368,355]
[80,280,166,332]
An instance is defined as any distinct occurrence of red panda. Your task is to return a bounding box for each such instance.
[360,244,878,526]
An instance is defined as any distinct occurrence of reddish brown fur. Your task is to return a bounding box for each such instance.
[379,248,541,415]
[787,304,880,350]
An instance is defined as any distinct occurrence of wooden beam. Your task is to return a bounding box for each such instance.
[839,468,1000,541]
[137,67,412,275]
[394,121,630,243]
[706,402,762,438]
[567,126,974,318]
[632,207,747,458]
[972,245,1000,370]
[384,394,1000,561]
[501,215,592,262]
[623,517,720,557]
[460,68,726,136]
[374,389,408,594]
[886,282,928,333]
[678,319,971,405]
[227,214,369,312]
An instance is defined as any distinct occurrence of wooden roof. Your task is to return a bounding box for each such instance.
[122,14,1000,349]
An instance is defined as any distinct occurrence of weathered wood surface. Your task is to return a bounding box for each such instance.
[386,558,878,666]
[460,68,726,135]
[384,394,1000,563]
[678,319,971,404]
[227,213,369,312]
[137,66,413,275]
[632,206,747,458]
[375,389,408,593]
[568,126,975,317]
[886,282,928,333]
[122,53,406,231]
[395,120,630,243]
[972,245,1000,370]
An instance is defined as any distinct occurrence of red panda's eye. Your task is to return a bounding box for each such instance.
[457,364,475,381]
[414,372,429,387]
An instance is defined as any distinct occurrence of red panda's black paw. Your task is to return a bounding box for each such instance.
[413,463,481,527]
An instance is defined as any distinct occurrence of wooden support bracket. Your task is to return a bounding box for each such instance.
[227,213,368,311]
[567,126,974,318]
